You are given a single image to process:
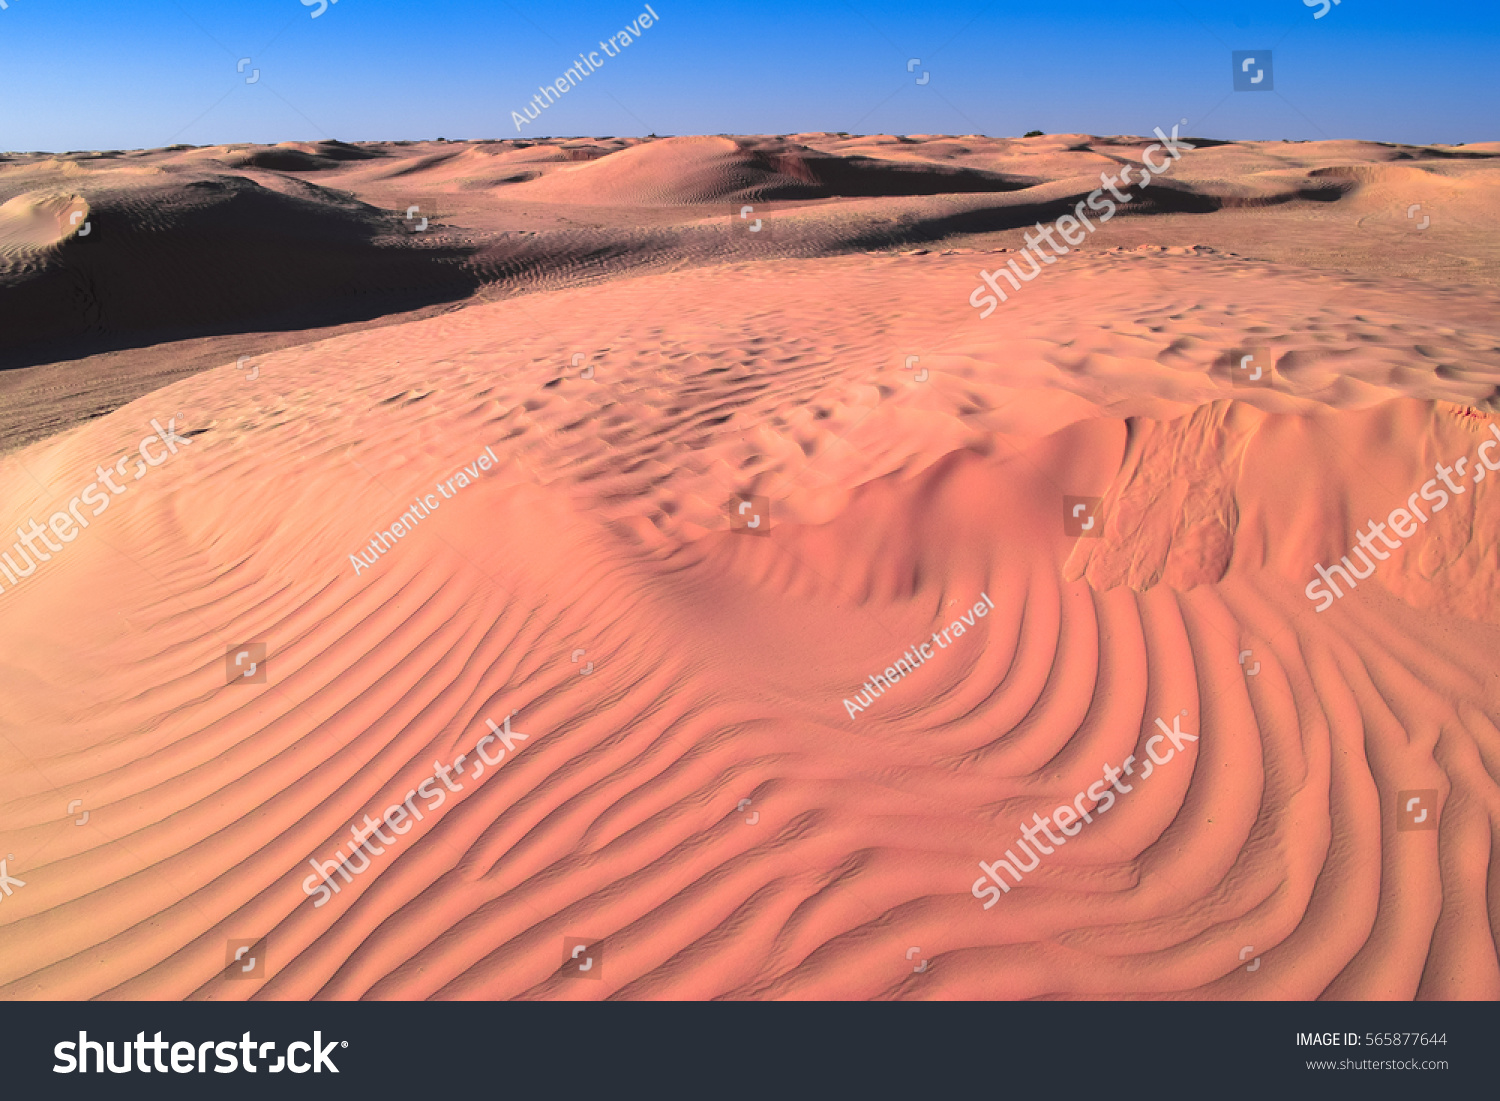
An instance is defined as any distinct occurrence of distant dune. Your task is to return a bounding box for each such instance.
[2,134,1499,999]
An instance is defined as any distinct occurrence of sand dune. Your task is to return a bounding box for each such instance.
[2,133,1500,1000]
[3,250,1500,998]
[5,133,1497,434]
[0,173,479,370]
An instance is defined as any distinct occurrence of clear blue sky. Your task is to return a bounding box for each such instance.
[1,0,1494,151]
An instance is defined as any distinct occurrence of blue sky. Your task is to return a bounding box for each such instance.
[0,0,1494,151]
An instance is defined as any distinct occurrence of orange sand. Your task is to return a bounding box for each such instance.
[2,134,1499,1000]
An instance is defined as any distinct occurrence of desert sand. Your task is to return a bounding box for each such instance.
[2,133,1499,999]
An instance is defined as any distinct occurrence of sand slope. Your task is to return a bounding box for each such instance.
[5,133,1499,456]
[3,230,1500,999]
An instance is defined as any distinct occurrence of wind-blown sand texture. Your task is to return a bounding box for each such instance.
[2,134,1499,999]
